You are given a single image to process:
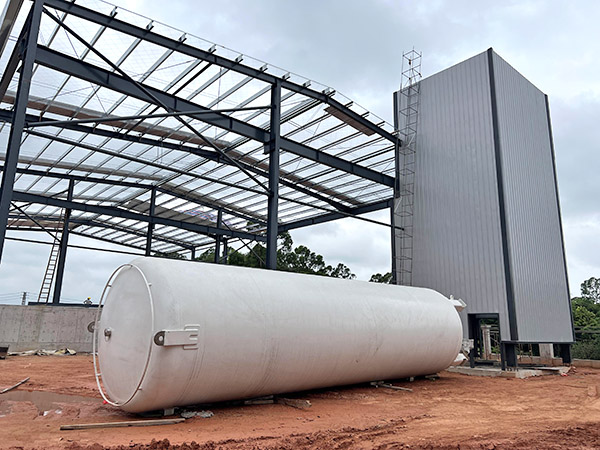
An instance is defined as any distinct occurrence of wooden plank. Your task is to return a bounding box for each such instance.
[0,377,30,394]
[60,418,185,430]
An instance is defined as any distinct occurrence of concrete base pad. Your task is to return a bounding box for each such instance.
[447,365,570,379]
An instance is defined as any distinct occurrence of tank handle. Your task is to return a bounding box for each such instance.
[153,326,200,349]
[449,295,466,312]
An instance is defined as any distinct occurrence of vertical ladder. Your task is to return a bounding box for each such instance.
[395,49,422,286]
[37,210,65,303]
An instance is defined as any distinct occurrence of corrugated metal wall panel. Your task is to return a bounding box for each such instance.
[492,53,573,343]
[400,52,512,341]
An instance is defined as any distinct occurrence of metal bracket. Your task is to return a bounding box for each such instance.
[153,325,200,350]
[449,295,467,312]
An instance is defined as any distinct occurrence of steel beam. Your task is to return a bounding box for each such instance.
[43,0,397,145]
[24,105,270,128]
[0,15,25,103]
[6,235,145,257]
[0,164,154,189]
[11,191,266,242]
[0,1,42,262]
[51,179,73,304]
[278,198,393,232]
[214,209,222,264]
[0,162,266,226]
[266,81,281,270]
[9,214,192,249]
[26,128,266,196]
[0,110,357,212]
[34,46,394,187]
[0,0,24,57]
[39,10,270,194]
[145,187,156,256]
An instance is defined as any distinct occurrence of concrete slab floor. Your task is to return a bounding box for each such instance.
[447,365,570,379]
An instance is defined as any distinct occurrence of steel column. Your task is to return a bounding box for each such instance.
[266,81,281,270]
[0,0,42,262]
[51,179,74,304]
[559,344,572,364]
[390,205,398,285]
[222,238,228,264]
[501,343,518,369]
[390,92,402,285]
[214,209,222,264]
[145,187,156,256]
[0,0,25,56]
[0,18,26,102]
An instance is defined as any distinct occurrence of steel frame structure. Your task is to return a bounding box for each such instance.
[0,0,401,303]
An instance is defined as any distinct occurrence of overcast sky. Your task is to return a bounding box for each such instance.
[0,0,598,304]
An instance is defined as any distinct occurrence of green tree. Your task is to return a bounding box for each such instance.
[581,277,600,303]
[571,276,600,360]
[193,231,355,279]
[195,248,216,263]
[328,263,355,279]
[153,251,186,260]
[572,303,599,329]
[369,272,393,284]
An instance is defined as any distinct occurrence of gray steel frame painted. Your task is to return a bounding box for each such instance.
[11,190,267,242]
[0,0,399,303]
[34,46,394,188]
[145,187,156,257]
[43,0,397,145]
[0,0,42,261]
[266,81,282,269]
[51,178,73,304]
[487,48,519,342]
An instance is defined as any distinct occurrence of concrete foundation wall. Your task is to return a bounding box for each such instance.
[0,304,98,352]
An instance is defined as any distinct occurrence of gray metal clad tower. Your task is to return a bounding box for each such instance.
[393,48,574,366]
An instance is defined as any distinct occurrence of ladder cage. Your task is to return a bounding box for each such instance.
[394,49,422,286]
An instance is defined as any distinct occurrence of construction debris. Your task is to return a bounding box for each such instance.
[243,396,274,405]
[0,377,30,394]
[8,348,76,356]
[60,418,185,430]
[370,381,413,392]
[275,397,312,410]
[180,410,214,419]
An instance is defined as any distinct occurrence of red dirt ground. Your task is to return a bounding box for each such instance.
[1,355,599,449]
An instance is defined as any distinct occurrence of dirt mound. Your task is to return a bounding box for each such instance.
[64,422,600,450]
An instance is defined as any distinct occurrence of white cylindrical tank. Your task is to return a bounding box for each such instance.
[94,257,463,413]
